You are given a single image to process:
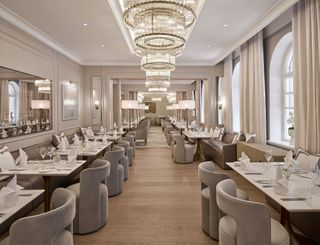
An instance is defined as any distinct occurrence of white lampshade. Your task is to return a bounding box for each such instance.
[139,103,146,109]
[145,105,149,110]
[31,100,50,109]
[178,100,195,110]
[166,105,173,110]
[121,100,139,109]
[172,103,180,110]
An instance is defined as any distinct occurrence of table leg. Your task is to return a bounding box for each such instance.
[280,207,316,245]
[194,139,205,161]
[43,176,51,212]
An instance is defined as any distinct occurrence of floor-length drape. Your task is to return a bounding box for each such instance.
[0,80,9,122]
[221,55,233,132]
[19,81,28,121]
[239,31,266,143]
[293,0,320,153]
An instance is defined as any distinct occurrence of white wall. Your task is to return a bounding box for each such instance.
[0,18,83,151]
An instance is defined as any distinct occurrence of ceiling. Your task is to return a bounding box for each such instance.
[0,0,285,66]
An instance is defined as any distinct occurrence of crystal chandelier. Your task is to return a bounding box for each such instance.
[145,70,170,81]
[123,0,197,54]
[148,87,168,92]
[141,52,175,72]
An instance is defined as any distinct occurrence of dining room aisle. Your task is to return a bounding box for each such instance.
[74,133,216,245]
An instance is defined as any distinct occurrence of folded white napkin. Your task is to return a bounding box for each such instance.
[113,130,117,137]
[119,127,124,133]
[113,122,117,129]
[239,152,251,170]
[15,148,28,167]
[274,179,289,195]
[73,134,80,144]
[67,148,77,164]
[25,126,32,134]
[100,126,105,134]
[0,175,23,208]
[58,139,66,151]
[204,127,208,133]
[210,128,214,134]
[283,151,293,169]
[35,119,39,123]
[2,130,7,138]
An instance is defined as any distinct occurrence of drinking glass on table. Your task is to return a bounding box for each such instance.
[47,147,55,160]
[40,147,47,160]
[264,149,273,163]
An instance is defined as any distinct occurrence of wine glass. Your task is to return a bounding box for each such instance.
[47,147,54,160]
[39,147,47,160]
[265,149,273,163]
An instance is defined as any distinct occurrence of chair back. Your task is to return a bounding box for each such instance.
[118,141,130,154]
[172,135,185,149]
[122,136,135,148]
[9,188,75,245]
[216,179,271,245]
[198,161,229,238]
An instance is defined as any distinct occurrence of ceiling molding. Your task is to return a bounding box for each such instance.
[81,61,213,66]
[107,0,135,54]
[212,0,298,65]
[0,4,83,64]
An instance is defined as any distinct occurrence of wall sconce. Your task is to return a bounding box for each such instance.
[95,100,100,110]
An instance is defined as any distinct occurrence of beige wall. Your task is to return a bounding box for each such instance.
[83,65,223,128]
[0,18,83,151]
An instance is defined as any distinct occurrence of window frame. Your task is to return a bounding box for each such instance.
[8,80,19,123]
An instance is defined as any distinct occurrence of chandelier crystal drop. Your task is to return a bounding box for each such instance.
[145,70,170,81]
[123,0,197,53]
[141,52,176,72]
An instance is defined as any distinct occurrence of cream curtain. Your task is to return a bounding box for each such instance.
[176,91,187,121]
[221,55,233,131]
[293,0,320,153]
[0,80,9,122]
[19,81,28,121]
[239,31,266,143]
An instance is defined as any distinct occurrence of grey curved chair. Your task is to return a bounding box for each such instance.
[67,159,110,234]
[118,140,133,167]
[172,135,195,163]
[216,179,289,245]
[122,135,135,158]
[198,161,248,240]
[115,143,129,180]
[104,146,124,196]
[1,188,75,245]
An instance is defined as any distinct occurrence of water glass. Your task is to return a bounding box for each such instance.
[40,147,47,160]
[264,149,273,163]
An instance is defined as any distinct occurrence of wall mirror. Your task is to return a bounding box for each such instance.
[0,66,52,139]
[92,76,102,125]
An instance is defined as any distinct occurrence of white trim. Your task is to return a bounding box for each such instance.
[212,0,298,65]
[107,0,135,55]
[0,4,82,64]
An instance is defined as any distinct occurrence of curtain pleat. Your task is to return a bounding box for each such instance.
[19,81,28,121]
[293,0,320,153]
[0,80,9,122]
[239,31,267,143]
[222,55,233,131]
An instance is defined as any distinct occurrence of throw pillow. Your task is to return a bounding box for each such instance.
[0,146,15,181]
[212,127,220,138]
[245,133,256,143]
[218,127,225,141]
[295,148,320,172]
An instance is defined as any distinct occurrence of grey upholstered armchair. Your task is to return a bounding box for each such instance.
[67,159,110,234]
[198,161,248,240]
[122,135,135,158]
[127,119,149,145]
[114,144,129,180]
[1,188,75,245]
[172,135,195,163]
[216,179,289,245]
[118,140,133,167]
[104,146,124,196]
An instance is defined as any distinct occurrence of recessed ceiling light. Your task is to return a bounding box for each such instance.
[83,23,88,26]
[101,44,105,47]
[223,24,229,27]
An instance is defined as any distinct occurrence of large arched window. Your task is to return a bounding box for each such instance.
[269,32,293,146]
[8,81,19,123]
[232,62,240,132]
[282,46,294,140]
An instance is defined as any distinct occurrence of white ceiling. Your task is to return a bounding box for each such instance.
[0,0,286,66]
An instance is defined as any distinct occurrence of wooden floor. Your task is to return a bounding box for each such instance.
[74,133,279,245]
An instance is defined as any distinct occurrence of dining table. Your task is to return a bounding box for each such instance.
[183,131,214,161]
[0,189,44,226]
[227,161,320,244]
[0,160,86,212]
